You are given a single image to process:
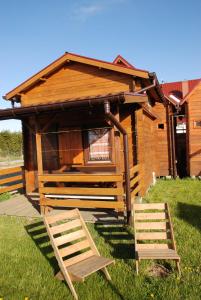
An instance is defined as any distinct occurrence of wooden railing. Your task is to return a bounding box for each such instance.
[38,173,125,210]
[130,164,142,200]
[0,166,24,194]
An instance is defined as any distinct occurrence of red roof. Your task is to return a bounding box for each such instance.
[161,78,201,104]
[113,55,136,69]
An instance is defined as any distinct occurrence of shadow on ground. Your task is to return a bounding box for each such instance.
[94,221,135,260]
[177,202,201,232]
[25,221,60,274]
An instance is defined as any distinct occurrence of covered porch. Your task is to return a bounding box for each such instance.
[0,93,143,223]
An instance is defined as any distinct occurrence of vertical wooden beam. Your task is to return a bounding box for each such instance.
[135,108,145,196]
[35,120,45,214]
[114,105,124,215]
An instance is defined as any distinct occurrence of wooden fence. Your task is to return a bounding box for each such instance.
[0,166,24,194]
[38,173,125,210]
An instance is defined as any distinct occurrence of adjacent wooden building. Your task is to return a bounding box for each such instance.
[156,79,201,177]
[0,52,164,222]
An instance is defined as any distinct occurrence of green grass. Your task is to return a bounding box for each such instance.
[0,179,201,300]
[0,192,10,202]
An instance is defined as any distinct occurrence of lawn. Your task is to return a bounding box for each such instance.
[0,179,200,300]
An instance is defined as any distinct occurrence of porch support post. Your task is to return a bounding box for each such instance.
[104,101,131,224]
[35,120,45,214]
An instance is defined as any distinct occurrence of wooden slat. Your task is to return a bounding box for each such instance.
[135,222,168,230]
[54,229,86,246]
[46,209,78,224]
[41,198,125,210]
[131,184,142,198]
[134,203,166,210]
[135,212,167,220]
[67,255,114,279]
[59,240,90,258]
[64,250,94,268]
[0,175,23,185]
[136,232,170,240]
[0,183,23,194]
[51,219,82,235]
[136,244,169,250]
[0,166,23,176]
[41,186,123,196]
[130,165,140,177]
[130,174,141,188]
[137,250,180,259]
[39,174,123,183]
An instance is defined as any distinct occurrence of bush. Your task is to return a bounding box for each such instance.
[0,130,22,158]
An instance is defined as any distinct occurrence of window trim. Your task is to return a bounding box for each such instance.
[84,127,114,165]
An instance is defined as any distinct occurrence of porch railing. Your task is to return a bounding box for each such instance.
[38,173,125,210]
[0,166,24,194]
[130,164,143,199]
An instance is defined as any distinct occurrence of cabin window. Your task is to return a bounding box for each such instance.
[158,123,165,129]
[86,128,111,163]
[194,120,201,128]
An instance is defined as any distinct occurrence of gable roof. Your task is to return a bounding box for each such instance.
[161,78,201,106]
[113,55,136,69]
[4,52,150,101]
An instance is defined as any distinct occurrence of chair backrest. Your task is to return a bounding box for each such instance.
[43,209,99,268]
[133,203,177,251]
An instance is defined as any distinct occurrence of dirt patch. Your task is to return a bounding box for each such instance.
[148,263,172,278]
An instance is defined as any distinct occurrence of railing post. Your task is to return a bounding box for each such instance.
[35,122,45,214]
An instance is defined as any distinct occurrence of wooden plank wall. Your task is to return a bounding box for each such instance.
[152,102,169,176]
[136,108,157,195]
[187,82,201,176]
[21,63,133,106]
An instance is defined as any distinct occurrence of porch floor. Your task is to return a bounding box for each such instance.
[0,193,124,223]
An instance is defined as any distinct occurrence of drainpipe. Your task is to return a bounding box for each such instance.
[133,79,156,95]
[104,101,131,224]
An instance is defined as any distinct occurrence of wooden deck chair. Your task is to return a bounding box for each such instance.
[133,203,180,275]
[43,208,114,300]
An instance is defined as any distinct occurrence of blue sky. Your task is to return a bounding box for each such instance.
[0,0,201,131]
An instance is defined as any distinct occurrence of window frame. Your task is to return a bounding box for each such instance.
[83,127,114,165]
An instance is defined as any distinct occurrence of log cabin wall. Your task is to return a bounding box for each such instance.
[186,82,201,176]
[152,102,169,176]
[20,63,133,106]
[136,108,157,195]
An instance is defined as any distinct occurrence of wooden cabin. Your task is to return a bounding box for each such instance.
[0,52,164,223]
[156,79,201,178]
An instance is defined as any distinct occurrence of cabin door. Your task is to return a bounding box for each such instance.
[58,128,84,167]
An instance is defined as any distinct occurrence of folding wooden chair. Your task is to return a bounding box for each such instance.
[133,203,180,275]
[43,208,114,300]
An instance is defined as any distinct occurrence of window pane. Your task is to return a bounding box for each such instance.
[88,128,111,162]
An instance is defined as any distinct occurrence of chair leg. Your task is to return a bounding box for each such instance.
[62,272,79,300]
[176,260,181,276]
[136,260,139,275]
[101,267,112,281]
[55,270,64,281]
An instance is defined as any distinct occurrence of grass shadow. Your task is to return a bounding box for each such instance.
[177,202,201,232]
[25,220,60,275]
[94,223,135,260]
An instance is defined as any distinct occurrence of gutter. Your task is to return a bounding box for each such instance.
[104,100,131,225]
[0,93,125,121]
